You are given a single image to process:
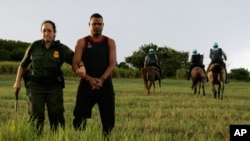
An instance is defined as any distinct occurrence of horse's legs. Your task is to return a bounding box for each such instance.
[219,74,225,100]
[158,79,161,93]
[220,83,224,100]
[143,79,148,94]
[143,72,149,94]
[217,84,221,100]
[198,81,201,95]
[202,82,205,96]
[214,89,217,99]
[210,83,217,99]
[194,86,197,95]
[152,81,155,94]
[221,85,224,100]
[192,81,197,95]
[148,81,152,95]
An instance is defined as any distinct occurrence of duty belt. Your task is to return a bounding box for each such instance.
[30,76,59,85]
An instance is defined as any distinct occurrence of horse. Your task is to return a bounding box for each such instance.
[142,66,161,95]
[190,67,206,96]
[207,63,226,100]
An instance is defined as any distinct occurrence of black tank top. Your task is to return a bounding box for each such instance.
[82,36,109,77]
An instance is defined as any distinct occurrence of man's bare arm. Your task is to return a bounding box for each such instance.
[101,38,117,79]
[73,38,85,72]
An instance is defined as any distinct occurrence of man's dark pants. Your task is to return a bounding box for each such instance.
[73,79,115,136]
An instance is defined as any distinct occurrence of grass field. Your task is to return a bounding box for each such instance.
[0,74,250,141]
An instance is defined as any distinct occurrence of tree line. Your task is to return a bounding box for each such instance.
[0,39,30,61]
[0,39,249,81]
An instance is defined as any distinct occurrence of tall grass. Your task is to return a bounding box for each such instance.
[0,74,249,141]
[0,61,142,78]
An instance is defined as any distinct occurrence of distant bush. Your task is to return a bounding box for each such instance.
[176,68,187,79]
[0,39,29,61]
[113,67,141,78]
[230,68,250,81]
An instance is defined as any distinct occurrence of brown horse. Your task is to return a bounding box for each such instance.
[207,63,226,100]
[142,66,161,95]
[190,67,206,96]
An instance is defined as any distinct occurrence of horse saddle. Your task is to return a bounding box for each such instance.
[208,63,224,73]
[149,66,159,72]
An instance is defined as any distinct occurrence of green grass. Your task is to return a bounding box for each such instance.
[0,74,250,141]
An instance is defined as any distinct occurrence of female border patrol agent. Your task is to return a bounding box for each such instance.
[13,20,85,134]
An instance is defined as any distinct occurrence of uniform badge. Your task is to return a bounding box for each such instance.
[53,51,60,58]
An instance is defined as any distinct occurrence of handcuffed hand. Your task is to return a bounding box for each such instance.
[89,77,104,90]
[76,66,86,78]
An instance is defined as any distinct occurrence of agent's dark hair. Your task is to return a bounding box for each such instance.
[41,20,57,33]
[90,13,103,20]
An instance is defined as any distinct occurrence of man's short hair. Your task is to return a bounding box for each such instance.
[90,13,103,20]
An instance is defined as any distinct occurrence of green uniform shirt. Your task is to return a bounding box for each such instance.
[20,39,73,78]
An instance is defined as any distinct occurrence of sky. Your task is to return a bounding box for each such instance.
[1,0,250,71]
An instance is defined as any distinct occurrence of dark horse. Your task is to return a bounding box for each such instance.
[142,66,161,95]
[207,63,226,100]
[191,67,206,96]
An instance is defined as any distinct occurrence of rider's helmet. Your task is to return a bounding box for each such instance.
[193,49,197,54]
[213,42,218,48]
[149,48,154,52]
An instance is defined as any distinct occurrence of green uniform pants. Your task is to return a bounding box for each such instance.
[26,81,65,134]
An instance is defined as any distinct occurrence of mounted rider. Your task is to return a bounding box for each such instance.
[144,48,163,78]
[207,42,229,83]
[187,49,206,80]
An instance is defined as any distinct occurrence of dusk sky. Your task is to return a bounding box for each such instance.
[1,0,249,71]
